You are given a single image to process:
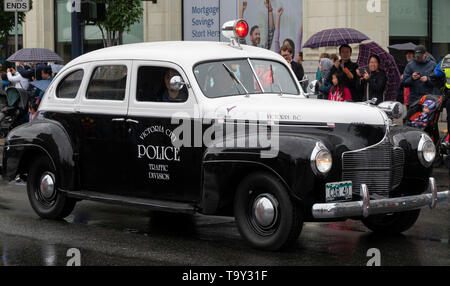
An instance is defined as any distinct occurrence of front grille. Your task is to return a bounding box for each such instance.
[342,140,405,198]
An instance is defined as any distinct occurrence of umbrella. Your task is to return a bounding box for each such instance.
[357,42,401,101]
[7,48,63,63]
[303,28,370,49]
[388,42,417,74]
[388,42,417,51]
[30,79,52,93]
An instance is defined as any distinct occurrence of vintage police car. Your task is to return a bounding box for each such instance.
[2,20,449,250]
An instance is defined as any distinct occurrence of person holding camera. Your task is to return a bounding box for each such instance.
[403,45,436,106]
[357,55,387,104]
[6,62,30,90]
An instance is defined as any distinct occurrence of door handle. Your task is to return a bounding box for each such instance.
[112,118,125,122]
[126,119,140,124]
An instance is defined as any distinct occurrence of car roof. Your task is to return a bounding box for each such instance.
[65,41,286,69]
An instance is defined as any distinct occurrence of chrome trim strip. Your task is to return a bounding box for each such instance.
[312,177,449,219]
[218,119,333,129]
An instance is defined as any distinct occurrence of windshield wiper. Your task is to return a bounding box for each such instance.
[270,64,283,97]
[222,63,249,97]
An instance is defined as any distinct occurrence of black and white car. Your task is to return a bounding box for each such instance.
[2,20,449,250]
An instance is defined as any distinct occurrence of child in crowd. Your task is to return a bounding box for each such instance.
[328,72,352,102]
[406,100,436,129]
[28,101,38,122]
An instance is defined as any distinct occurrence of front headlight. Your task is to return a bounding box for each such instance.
[418,134,436,167]
[377,101,404,119]
[311,142,332,176]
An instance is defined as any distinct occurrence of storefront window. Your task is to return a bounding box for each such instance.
[390,0,450,60]
[55,0,144,63]
[55,0,72,63]
[432,0,450,59]
[389,0,429,50]
[390,0,428,38]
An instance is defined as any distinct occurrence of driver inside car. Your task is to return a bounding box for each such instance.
[162,69,188,102]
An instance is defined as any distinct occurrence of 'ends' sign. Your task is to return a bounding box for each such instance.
[4,0,30,12]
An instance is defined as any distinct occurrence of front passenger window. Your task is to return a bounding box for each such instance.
[86,65,127,101]
[136,66,188,103]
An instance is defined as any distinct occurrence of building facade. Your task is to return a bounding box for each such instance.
[20,0,182,63]
[4,0,450,68]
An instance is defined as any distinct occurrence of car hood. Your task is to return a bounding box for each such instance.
[203,94,387,126]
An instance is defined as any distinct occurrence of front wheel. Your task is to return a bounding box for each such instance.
[362,210,421,234]
[234,172,303,251]
[27,155,76,220]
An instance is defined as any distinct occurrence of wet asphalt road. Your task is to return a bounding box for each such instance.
[0,167,448,266]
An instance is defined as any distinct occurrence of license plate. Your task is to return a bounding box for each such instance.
[325,181,353,202]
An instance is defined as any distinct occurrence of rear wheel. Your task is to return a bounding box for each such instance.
[26,155,76,220]
[362,210,421,234]
[234,172,303,251]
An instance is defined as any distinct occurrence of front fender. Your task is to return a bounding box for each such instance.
[200,133,326,214]
[390,125,433,195]
[2,119,76,191]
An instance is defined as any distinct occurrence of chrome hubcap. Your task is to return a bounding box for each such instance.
[252,194,278,228]
[40,173,55,200]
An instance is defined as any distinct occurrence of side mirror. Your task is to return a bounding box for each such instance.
[170,76,187,91]
[308,80,318,94]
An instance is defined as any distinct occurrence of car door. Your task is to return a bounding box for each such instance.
[126,61,202,203]
[74,61,131,195]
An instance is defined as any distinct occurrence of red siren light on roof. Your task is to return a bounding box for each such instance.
[235,20,249,39]
[222,19,249,49]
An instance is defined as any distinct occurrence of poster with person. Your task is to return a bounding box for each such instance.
[240,0,303,54]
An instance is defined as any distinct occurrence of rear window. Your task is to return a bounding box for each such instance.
[56,69,84,99]
[86,65,127,101]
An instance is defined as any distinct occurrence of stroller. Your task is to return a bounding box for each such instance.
[404,94,445,145]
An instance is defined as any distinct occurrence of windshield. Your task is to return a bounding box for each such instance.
[193,59,300,98]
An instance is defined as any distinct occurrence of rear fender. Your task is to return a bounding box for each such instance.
[3,119,76,191]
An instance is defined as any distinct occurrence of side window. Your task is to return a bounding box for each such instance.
[136,66,188,103]
[56,69,84,99]
[86,65,127,101]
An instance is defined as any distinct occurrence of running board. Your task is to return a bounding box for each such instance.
[63,190,197,214]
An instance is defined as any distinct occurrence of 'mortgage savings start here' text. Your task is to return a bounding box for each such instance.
[191,6,221,39]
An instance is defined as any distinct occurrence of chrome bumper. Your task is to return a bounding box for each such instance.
[312,178,450,219]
